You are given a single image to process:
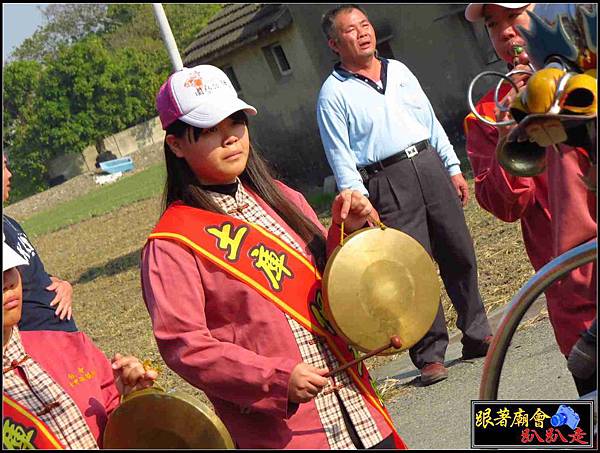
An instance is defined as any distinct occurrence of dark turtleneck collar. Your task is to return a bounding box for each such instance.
[200,180,239,197]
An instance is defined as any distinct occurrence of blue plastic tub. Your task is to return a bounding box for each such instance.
[99,157,134,174]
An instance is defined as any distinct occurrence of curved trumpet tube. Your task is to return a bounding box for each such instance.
[479,240,597,400]
[468,69,534,127]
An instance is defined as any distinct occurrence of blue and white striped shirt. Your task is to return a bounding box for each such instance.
[316,58,462,195]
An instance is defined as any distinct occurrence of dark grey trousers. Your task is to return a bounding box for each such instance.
[365,146,492,369]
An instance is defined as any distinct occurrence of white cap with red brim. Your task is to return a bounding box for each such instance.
[465,3,531,22]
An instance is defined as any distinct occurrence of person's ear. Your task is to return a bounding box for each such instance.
[328,37,340,54]
[166,135,184,158]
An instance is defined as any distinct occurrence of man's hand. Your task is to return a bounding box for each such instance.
[331,189,379,233]
[450,173,469,207]
[288,363,329,404]
[111,353,158,397]
[47,277,73,321]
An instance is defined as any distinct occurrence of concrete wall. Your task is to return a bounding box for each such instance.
[48,117,164,180]
[102,117,164,158]
[47,153,90,181]
[208,26,330,187]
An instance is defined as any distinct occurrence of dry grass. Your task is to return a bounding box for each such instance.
[33,196,209,403]
[32,180,535,404]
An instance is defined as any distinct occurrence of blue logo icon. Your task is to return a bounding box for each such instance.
[550,405,580,430]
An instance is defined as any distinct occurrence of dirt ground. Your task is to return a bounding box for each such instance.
[29,178,534,408]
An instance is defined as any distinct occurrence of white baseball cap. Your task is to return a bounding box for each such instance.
[465,3,530,22]
[156,65,257,131]
[3,234,28,272]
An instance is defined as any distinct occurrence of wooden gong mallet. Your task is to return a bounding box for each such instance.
[324,336,403,378]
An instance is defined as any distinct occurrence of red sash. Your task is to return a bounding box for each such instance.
[148,203,406,449]
[2,393,65,449]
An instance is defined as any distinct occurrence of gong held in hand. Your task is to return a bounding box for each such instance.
[322,222,440,377]
[103,387,235,449]
[104,361,234,449]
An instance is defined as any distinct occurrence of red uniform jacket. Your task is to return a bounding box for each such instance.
[20,330,121,447]
[141,182,395,449]
[464,87,596,355]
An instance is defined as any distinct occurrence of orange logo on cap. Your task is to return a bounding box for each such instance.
[184,73,203,89]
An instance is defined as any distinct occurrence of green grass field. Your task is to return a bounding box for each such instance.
[21,163,338,238]
[21,164,166,238]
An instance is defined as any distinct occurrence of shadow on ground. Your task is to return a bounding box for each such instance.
[76,249,142,284]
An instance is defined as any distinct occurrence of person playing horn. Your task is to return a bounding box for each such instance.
[141,64,407,449]
[2,237,157,449]
[463,3,596,396]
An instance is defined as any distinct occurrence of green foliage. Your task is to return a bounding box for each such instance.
[3,60,47,199]
[165,4,223,52]
[4,4,222,201]
[5,36,166,201]
[9,28,53,63]
[103,4,223,76]
[104,4,222,51]
[3,60,42,146]
[21,164,166,237]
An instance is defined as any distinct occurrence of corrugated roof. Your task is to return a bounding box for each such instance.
[183,3,292,66]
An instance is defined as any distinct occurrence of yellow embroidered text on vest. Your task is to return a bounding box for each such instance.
[249,244,292,291]
[67,367,96,387]
[207,223,249,261]
[3,418,36,449]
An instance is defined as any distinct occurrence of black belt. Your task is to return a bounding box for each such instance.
[360,139,430,177]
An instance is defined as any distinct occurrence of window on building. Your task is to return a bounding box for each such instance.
[262,43,292,79]
[222,66,242,93]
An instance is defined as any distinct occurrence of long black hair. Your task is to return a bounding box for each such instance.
[162,111,327,271]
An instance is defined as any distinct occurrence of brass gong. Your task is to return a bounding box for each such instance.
[322,226,440,354]
[103,388,235,449]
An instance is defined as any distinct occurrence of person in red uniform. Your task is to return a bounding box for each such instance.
[141,64,407,449]
[3,237,157,449]
[463,3,596,396]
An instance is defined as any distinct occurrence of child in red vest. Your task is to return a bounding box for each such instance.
[141,64,406,449]
[3,237,157,449]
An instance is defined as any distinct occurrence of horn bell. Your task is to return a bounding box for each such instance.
[497,137,547,177]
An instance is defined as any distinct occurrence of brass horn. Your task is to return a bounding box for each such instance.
[496,135,548,177]
[467,68,547,177]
